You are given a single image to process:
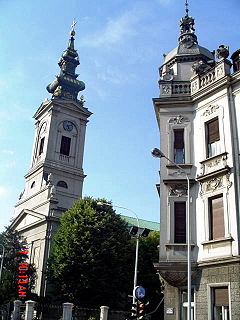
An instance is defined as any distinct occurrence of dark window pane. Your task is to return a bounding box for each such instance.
[174,202,186,243]
[39,137,45,155]
[174,129,184,148]
[60,136,71,156]
[174,129,185,164]
[57,181,68,188]
[209,195,224,240]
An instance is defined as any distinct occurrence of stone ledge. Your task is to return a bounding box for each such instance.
[201,236,233,246]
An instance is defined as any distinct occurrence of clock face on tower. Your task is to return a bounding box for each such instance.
[63,120,74,131]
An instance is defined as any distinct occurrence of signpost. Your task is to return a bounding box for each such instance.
[134,286,146,301]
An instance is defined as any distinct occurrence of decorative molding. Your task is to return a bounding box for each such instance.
[206,158,221,168]
[161,84,171,94]
[216,66,224,78]
[199,173,232,196]
[169,115,190,124]
[206,176,223,192]
[226,173,233,190]
[169,184,188,197]
[201,104,220,117]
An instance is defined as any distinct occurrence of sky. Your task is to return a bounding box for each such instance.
[0,0,240,231]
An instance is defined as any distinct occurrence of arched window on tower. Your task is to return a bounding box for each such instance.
[33,122,47,164]
[57,120,78,164]
[57,181,68,188]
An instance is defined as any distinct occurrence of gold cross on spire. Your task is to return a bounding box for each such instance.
[70,20,77,35]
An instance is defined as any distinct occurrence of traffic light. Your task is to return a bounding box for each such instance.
[129,226,138,236]
[130,302,138,319]
[141,228,150,237]
[138,302,146,319]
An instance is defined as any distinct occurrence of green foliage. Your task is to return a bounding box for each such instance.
[138,231,160,294]
[48,197,161,311]
[0,227,36,304]
[48,197,134,308]
[138,231,162,319]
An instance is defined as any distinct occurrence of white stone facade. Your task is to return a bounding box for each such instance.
[153,11,240,320]
[11,97,91,296]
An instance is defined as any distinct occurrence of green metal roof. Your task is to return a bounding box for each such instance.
[120,215,159,231]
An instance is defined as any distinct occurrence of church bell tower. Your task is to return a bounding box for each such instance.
[11,23,92,296]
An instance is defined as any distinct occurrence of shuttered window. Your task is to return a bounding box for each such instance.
[212,287,229,320]
[174,129,185,164]
[174,202,186,243]
[209,195,224,240]
[60,136,71,156]
[206,118,220,157]
[207,118,220,144]
[214,288,229,307]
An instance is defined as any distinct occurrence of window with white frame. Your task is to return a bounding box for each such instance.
[211,287,229,320]
[174,129,185,164]
[206,117,220,158]
[209,194,224,240]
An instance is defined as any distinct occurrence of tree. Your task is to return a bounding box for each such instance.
[48,197,134,309]
[0,227,36,305]
[137,231,163,320]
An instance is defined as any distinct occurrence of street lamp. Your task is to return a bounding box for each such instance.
[151,148,192,320]
[0,244,5,284]
[97,202,140,306]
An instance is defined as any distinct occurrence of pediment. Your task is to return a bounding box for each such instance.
[10,209,46,231]
[33,98,92,120]
[53,99,92,118]
[33,99,52,119]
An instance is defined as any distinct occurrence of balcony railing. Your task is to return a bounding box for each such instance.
[59,154,70,163]
[160,81,191,97]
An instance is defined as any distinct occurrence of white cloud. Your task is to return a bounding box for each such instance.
[82,11,138,47]
[0,161,17,169]
[0,186,9,197]
[2,150,14,155]
[97,66,136,85]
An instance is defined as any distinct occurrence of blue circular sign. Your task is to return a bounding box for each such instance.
[134,286,146,300]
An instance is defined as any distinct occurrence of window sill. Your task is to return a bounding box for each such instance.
[200,152,228,164]
[165,243,196,248]
[201,236,233,246]
[166,164,193,169]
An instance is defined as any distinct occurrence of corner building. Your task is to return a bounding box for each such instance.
[10,28,92,296]
[153,8,240,320]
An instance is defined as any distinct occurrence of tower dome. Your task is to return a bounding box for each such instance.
[159,5,214,83]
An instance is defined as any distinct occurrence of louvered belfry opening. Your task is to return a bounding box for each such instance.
[174,202,186,243]
[209,194,224,240]
[60,136,71,156]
